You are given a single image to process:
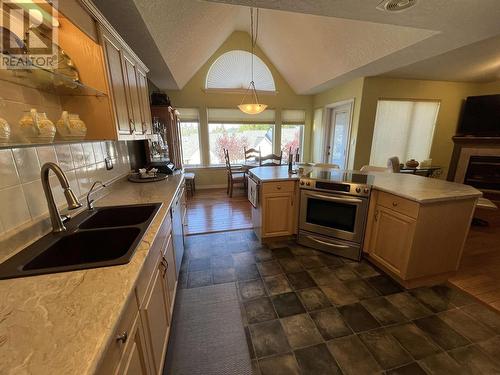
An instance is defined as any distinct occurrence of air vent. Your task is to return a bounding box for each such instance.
[377,0,418,12]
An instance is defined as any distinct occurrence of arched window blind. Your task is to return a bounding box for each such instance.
[206,50,276,92]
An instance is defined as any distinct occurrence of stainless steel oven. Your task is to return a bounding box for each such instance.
[300,190,368,243]
[297,172,372,260]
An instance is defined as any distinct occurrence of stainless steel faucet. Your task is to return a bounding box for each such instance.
[87,181,106,210]
[40,162,82,233]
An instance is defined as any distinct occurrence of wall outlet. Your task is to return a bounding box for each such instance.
[105,157,113,170]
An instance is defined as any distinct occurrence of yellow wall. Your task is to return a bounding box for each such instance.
[166,31,313,187]
[312,78,365,168]
[356,77,480,175]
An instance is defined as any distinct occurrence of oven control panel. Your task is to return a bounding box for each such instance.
[299,178,371,197]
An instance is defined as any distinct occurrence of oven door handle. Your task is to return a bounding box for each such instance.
[305,235,350,249]
[305,192,363,204]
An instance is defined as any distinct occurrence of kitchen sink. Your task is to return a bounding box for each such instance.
[0,203,161,280]
[79,204,159,229]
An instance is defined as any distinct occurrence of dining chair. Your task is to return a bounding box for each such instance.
[360,165,389,172]
[224,148,246,197]
[259,151,283,166]
[244,147,261,164]
[387,156,401,173]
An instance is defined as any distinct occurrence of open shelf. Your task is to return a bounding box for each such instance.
[0,61,107,97]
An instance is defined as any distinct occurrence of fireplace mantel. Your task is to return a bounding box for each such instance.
[448,136,500,188]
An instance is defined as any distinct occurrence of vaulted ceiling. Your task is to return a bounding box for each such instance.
[94,0,500,94]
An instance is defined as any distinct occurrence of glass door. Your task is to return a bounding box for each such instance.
[326,102,353,169]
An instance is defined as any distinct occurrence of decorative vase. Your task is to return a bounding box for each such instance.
[0,117,11,145]
[19,109,56,144]
[56,111,86,140]
[405,159,419,168]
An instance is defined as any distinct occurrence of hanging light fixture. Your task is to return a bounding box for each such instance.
[238,7,267,115]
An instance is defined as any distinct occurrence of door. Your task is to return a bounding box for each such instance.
[101,31,133,136]
[326,101,353,169]
[141,268,170,374]
[123,55,142,136]
[300,190,368,243]
[116,315,151,375]
[136,67,153,135]
[262,192,294,237]
[371,205,416,276]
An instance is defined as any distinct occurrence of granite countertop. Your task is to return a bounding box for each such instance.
[0,174,184,375]
[249,166,482,203]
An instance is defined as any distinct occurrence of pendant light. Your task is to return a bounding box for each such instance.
[238,8,267,115]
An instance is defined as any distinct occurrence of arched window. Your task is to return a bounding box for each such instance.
[206,50,276,92]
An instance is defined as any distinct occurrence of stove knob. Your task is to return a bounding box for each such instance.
[306,182,311,186]
[356,187,361,193]
[300,181,305,186]
[364,188,370,194]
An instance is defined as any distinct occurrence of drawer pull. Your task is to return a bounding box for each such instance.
[374,210,379,222]
[276,185,282,190]
[392,202,398,207]
[116,332,128,344]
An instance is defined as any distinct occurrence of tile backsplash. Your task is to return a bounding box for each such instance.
[0,141,131,237]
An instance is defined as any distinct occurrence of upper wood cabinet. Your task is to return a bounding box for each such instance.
[98,25,152,141]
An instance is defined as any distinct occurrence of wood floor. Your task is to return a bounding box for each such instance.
[185,187,252,235]
[450,206,500,311]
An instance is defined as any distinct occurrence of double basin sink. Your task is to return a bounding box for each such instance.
[0,203,161,280]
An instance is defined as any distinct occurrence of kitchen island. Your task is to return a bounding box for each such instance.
[248,166,482,288]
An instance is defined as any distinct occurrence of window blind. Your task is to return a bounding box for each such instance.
[370,100,440,167]
[208,108,276,124]
[176,108,199,122]
[282,109,306,124]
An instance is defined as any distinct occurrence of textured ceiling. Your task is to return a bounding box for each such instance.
[98,0,500,93]
[382,34,500,83]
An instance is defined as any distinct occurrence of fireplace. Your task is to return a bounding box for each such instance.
[464,156,500,191]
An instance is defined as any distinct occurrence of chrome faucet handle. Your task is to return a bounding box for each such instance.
[87,181,106,210]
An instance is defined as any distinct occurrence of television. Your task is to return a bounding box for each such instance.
[458,94,500,136]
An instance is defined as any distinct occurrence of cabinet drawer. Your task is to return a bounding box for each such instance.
[377,191,419,219]
[262,181,295,194]
[135,213,172,306]
[96,294,139,375]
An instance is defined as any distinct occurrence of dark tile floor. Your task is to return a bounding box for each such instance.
[180,230,500,375]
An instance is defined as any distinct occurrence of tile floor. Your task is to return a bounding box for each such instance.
[179,230,500,375]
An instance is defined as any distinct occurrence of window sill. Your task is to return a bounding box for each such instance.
[184,165,226,171]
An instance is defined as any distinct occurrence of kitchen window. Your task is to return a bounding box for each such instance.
[207,108,275,165]
[177,108,201,166]
[281,110,305,161]
[370,100,440,167]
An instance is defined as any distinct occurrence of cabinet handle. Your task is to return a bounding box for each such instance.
[374,210,379,222]
[129,119,135,134]
[276,185,282,190]
[392,201,398,207]
[116,332,128,344]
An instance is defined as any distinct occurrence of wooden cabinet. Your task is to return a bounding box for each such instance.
[163,234,177,312]
[256,181,298,239]
[99,25,152,141]
[370,205,416,276]
[115,314,151,375]
[140,267,170,374]
[100,29,134,138]
[365,190,477,288]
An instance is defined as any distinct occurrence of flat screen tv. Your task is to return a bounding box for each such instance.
[458,94,500,136]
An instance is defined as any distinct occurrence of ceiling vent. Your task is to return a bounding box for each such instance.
[377,0,418,12]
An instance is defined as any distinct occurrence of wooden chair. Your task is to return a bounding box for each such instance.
[244,147,261,164]
[387,156,401,173]
[224,148,246,197]
[259,151,283,166]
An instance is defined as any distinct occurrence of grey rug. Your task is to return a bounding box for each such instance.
[163,283,253,375]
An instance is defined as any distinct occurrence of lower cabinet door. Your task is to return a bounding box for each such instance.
[164,235,177,311]
[142,268,171,374]
[117,314,151,375]
[371,205,416,276]
[262,192,294,237]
